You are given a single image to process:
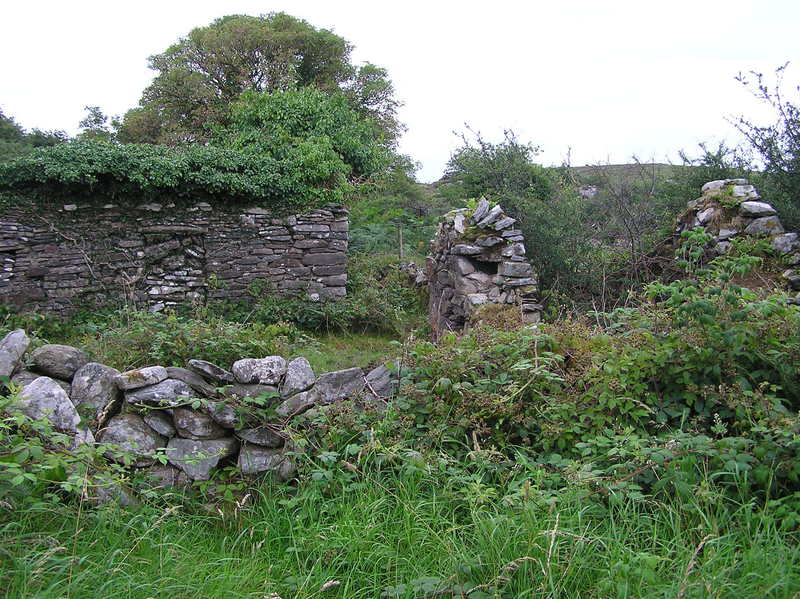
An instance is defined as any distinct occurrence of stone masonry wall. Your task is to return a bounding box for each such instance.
[427,198,541,335]
[0,200,349,313]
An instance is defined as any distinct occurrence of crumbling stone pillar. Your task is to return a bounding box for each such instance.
[426,198,541,335]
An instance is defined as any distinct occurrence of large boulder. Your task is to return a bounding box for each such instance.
[125,379,194,408]
[309,367,364,404]
[115,366,168,390]
[30,344,89,381]
[98,413,166,467]
[16,376,81,433]
[232,357,287,385]
[70,362,121,423]
[186,359,235,384]
[172,407,227,440]
[281,357,315,396]
[166,438,239,480]
[238,444,296,480]
[744,216,785,236]
[0,329,29,378]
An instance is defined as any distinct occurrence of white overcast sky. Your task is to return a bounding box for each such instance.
[2,1,799,181]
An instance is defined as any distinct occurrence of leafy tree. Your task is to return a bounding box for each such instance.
[118,13,401,146]
[77,106,116,143]
[0,108,68,162]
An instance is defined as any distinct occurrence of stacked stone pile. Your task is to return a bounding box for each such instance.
[675,179,800,289]
[0,328,399,492]
[426,198,541,334]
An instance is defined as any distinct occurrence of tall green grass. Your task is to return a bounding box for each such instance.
[2,467,798,599]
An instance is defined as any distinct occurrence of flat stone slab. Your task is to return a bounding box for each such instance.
[236,426,285,448]
[116,366,168,390]
[173,407,228,440]
[125,378,194,407]
[166,366,220,398]
[187,359,235,384]
[167,438,239,480]
[739,201,777,217]
[0,329,29,378]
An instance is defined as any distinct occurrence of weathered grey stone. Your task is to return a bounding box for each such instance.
[173,407,227,440]
[476,205,503,228]
[454,256,475,276]
[470,197,490,223]
[465,293,489,307]
[365,363,399,399]
[141,464,189,489]
[16,377,80,432]
[0,329,29,377]
[772,233,800,255]
[166,438,239,480]
[232,356,287,385]
[281,357,315,396]
[187,359,235,384]
[12,370,70,395]
[309,367,364,404]
[276,391,313,418]
[498,261,532,277]
[238,444,296,480]
[99,414,166,467]
[116,366,168,390]
[783,269,800,291]
[717,228,738,241]
[166,366,220,398]
[697,207,716,225]
[744,216,785,236]
[30,344,89,381]
[714,241,732,254]
[739,201,777,217]
[302,253,346,266]
[70,427,95,451]
[205,401,240,429]
[143,411,176,437]
[70,362,121,421]
[236,426,284,448]
[492,217,516,231]
[451,244,482,256]
[701,178,748,193]
[125,378,193,407]
[453,213,466,234]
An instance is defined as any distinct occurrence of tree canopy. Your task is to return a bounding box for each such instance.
[117,13,401,146]
[0,108,67,163]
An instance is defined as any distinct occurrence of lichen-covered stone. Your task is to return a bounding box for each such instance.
[99,414,166,467]
[16,376,81,432]
[143,411,176,437]
[187,359,235,384]
[70,362,121,421]
[116,366,168,390]
[173,407,227,440]
[166,438,238,480]
[310,367,364,404]
[238,444,296,480]
[166,366,220,398]
[744,216,785,236]
[0,329,29,378]
[281,357,315,396]
[125,378,193,407]
[232,356,287,385]
[276,391,313,418]
[30,344,89,381]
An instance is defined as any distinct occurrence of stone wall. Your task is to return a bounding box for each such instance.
[0,200,349,313]
[0,328,399,499]
[674,179,800,289]
[426,199,541,335]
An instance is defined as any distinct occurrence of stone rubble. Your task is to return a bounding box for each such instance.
[0,330,402,497]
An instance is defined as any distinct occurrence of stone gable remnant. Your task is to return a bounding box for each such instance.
[426,198,541,336]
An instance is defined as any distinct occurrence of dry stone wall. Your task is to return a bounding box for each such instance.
[0,328,399,498]
[426,199,541,335]
[675,179,800,290]
[0,200,349,313]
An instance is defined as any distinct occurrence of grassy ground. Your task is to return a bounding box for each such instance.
[305,332,400,373]
[1,466,798,599]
